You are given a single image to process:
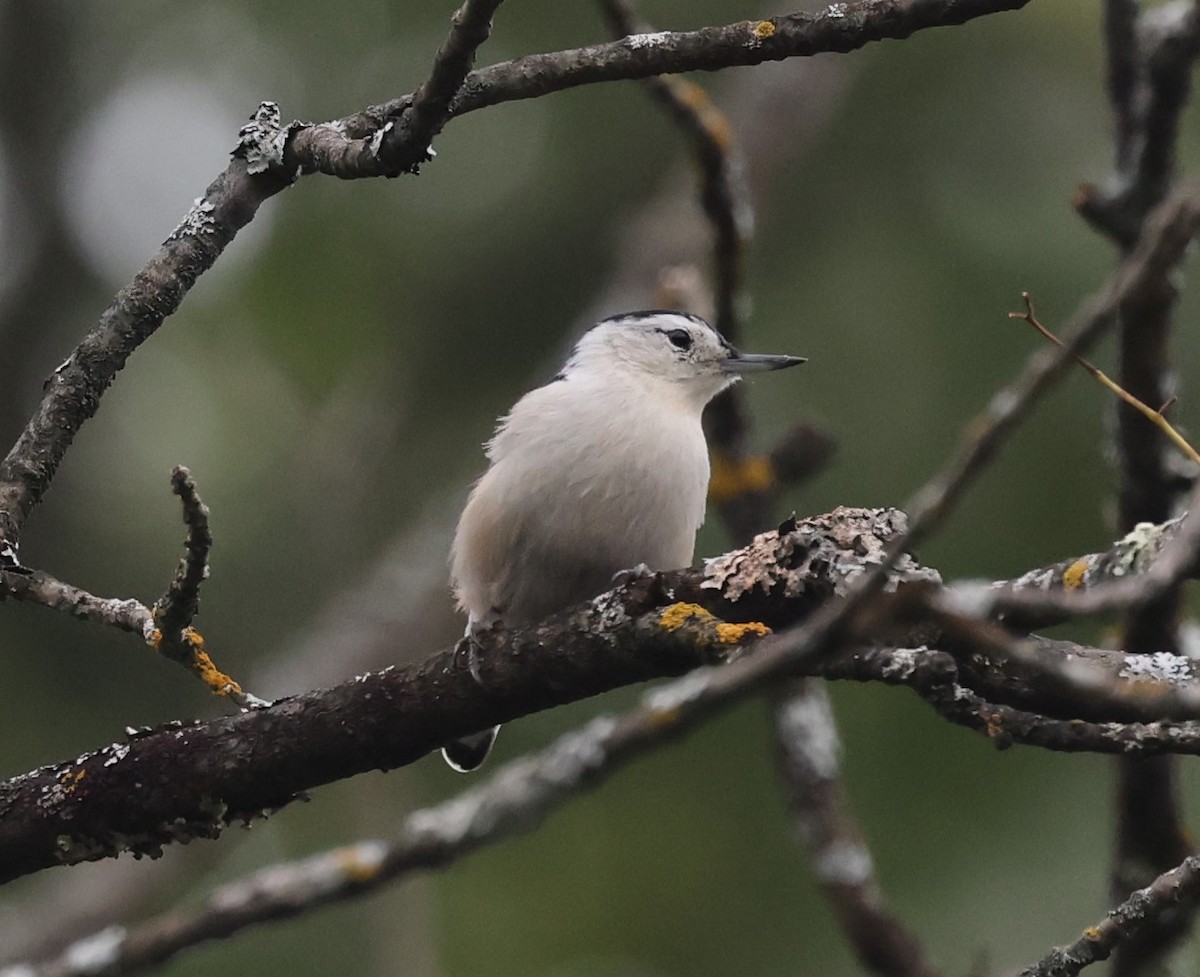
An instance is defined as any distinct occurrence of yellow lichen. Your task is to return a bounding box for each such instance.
[337,847,383,884]
[659,602,715,631]
[708,453,776,504]
[58,768,86,794]
[658,603,769,646]
[753,20,776,38]
[715,620,771,644]
[184,629,244,696]
[647,705,682,727]
[1062,558,1090,590]
[1082,927,1101,940]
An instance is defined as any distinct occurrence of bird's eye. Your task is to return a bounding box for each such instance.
[664,329,693,351]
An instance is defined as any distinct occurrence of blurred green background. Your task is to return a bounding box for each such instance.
[1,0,1197,973]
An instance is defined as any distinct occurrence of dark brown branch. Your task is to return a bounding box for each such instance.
[379,0,505,173]
[1017,855,1200,977]
[0,507,923,883]
[1078,0,1200,244]
[1104,0,1141,174]
[452,0,1035,118]
[151,466,211,643]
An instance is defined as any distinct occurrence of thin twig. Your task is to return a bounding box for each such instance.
[1015,855,1200,977]
[1009,290,1200,466]
[151,466,212,641]
[897,180,1200,560]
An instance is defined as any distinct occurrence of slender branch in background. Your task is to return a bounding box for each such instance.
[1078,0,1200,244]
[594,0,751,342]
[1103,0,1141,176]
[1075,4,1200,970]
[773,680,940,977]
[1015,855,1200,977]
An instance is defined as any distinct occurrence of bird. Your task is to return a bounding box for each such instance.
[443,310,804,771]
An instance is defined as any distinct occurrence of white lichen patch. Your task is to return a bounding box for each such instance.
[167,197,218,242]
[814,840,874,885]
[367,119,395,156]
[1120,652,1194,687]
[63,925,126,974]
[102,744,130,767]
[880,648,922,681]
[236,100,290,174]
[941,581,996,618]
[627,31,672,48]
[777,691,840,779]
[644,671,712,713]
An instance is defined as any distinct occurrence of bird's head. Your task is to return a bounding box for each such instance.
[562,310,804,408]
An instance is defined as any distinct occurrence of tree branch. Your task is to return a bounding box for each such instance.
[1017,855,1200,977]
[0,507,928,883]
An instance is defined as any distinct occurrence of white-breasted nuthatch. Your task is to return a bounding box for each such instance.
[443,310,804,771]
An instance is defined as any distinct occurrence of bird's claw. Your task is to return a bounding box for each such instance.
[611,562,656,588]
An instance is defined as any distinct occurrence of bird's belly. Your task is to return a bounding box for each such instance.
[500,466,700,623]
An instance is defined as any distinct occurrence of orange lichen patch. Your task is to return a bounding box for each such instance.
[149,625,244,696]
[658,603,768,647]
[1062,558,1090,590]
[58,768,86,793]
[708,453,775,504]
[647,705,682,727]
[659,602,715,632]
[186,632,244,696]
[1082,927,1102,940]
[337,846,384,884]
[715,620,771,644]
[753,20,776,38]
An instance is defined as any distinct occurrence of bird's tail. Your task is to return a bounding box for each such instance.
[441,725,500,772]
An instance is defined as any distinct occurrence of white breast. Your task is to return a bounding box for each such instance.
[451,375,709,625]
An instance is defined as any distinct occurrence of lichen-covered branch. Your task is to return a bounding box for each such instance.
[151,466,212,644]
[378,0,504,173]
[1017,854,1200,977]
[0,507,926,883]
[0,468,256,707]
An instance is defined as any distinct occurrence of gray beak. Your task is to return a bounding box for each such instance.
[720,351,807,374]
